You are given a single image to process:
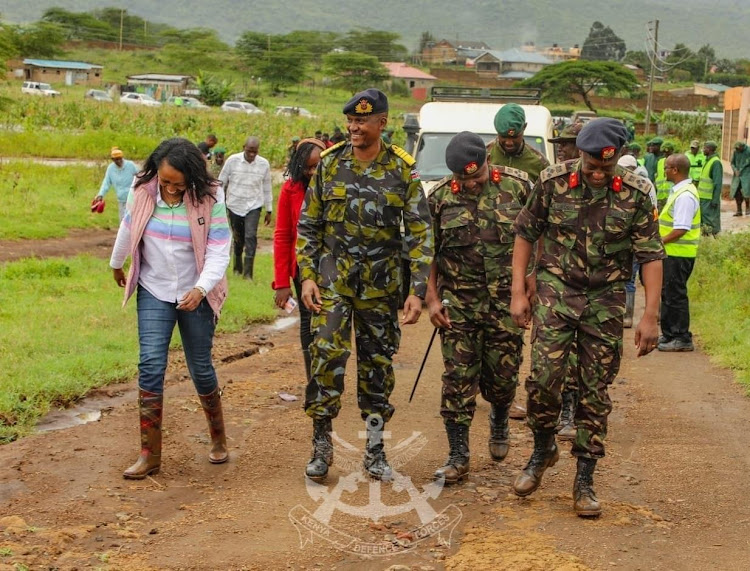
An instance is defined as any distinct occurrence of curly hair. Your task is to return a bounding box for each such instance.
[136,137,217,205]
[285,138,326,183]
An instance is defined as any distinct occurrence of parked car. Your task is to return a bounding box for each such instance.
[221,101,264,114]
[275,106,315,118]
[84,89,113,102]
[120,93,162,107]
[21,81,61,97]
[166,96,209,109]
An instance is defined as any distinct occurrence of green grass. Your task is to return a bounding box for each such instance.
[0,255,277,443]
[691,232,750,391]
[0,160,286,241]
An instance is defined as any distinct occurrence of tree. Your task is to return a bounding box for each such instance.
[341,29,408,62]
[14,21,66,58]
[581,22,626,62]
[623,50,650,75]
[160,28,232,72]
[196,71,234,107]
[521,60,639,112]
[323,52,389,91]
[255,47,310,92]
[418,31,435,53]
[42,7,113,41]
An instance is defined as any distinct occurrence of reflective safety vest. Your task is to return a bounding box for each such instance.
[659,183,700,258]
[687,151,705,182]
[697,155,721,200]
[655,157,674,201]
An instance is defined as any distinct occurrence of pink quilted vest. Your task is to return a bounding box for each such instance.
[122,178,228,320]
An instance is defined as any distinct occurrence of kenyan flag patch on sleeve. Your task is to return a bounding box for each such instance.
[410,169,420,181]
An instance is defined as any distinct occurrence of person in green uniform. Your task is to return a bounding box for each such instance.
[643,137,663,183]
[509,118,665,517]
[487,103,550,184]
[297,88,433,483]
[730,141,750,216]
[685,140,705,186]
[627,142,643,166]
[427,132,532,484]
[654,142,675,211]
[697,141,723,235]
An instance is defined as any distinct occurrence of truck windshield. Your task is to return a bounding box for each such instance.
[415,133,548,181]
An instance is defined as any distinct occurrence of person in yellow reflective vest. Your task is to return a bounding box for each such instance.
[697,141,723,236]
[685,140,705,186]
[654,142,675,211]
[658,154,700,352]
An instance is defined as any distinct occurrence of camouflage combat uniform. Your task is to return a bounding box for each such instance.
[513,160,665,458]
[297,141,433,422]
[429,166,531,426]
[487,141,550,184]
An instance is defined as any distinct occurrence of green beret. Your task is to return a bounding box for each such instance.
[650,137,664,145]
[494,103,526,136]
[705,140,718,149]
[343,88,388,115]
[548,122,584,143]
[576,118,628,160]
[662,142,675,152]
[736,141,747,149]
[628,142,642,152]
[212,146,226,155]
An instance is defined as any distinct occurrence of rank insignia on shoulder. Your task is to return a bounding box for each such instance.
[653,207,659,221]
[491,168,501,184]
[612,175,622,192]
[450,179,460,194]
[569,171,580,188]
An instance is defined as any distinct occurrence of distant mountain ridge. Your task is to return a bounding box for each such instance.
[3,0,749,59]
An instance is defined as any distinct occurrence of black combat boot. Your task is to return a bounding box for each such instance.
[305,418,333,482]
[242,254,255,281]
[434,422,470,484]
[233,250,243,275]
[488,404,510,461]
[363,416,392,481]
[573,457,601,517]
[557,389,577,442]
[512,430,559,497]
[623,290,635,328]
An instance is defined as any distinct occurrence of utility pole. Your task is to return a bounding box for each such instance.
[644,19,659,137]
[119,9,124,51]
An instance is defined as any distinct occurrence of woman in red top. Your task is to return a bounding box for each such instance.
[273,138,325,386]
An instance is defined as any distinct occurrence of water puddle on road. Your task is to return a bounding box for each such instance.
[271,315,299,331]
[36,389,134,433]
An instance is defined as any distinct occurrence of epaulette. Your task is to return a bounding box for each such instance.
[320,140,346,158]
[621,169,651,194]
[429,175,452,197]
[390,144,416,167]
[494,165,529,183]
[539,163,568,184]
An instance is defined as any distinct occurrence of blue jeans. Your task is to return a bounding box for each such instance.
[136,286,218,395]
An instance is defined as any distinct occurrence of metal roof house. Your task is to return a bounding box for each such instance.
[125,74,194,100]
[382,62,437,100]
[20,59,103,86]
[473,49,553,79]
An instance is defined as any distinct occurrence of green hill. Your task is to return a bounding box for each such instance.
[3,0,749,59]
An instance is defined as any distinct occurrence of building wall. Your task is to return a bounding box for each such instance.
[26,67,102,86]
[723,87,750,162]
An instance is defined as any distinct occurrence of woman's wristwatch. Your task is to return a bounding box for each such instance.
[195,286,207,298]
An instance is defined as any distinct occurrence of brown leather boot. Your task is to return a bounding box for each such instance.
[557,389,577,442]
[508,402,527,420]
[198,388,229,464]
[123,389,163,480]
[488,404,509,461]
[512,430,559,497]
[573,457,601,517]
[434,422,470,484]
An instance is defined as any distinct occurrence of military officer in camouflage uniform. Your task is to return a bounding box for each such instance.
[488,103,550,184]
[510,118,665,517]
[487,103,551,420]
[297,88,433,483]
[426,132,532,484]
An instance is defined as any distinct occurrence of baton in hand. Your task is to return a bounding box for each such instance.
[408,299,449,403]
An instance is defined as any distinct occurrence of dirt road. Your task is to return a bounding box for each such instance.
[2,200,750,570]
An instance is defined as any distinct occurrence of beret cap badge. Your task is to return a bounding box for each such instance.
[354,99,373,114]
[601,146,616,160]
[506,129,516,137]
[464,161,478,175]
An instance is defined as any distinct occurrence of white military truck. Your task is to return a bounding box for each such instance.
[404,87,555,193]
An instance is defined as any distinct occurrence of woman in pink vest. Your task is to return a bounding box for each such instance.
[109,138,231,479]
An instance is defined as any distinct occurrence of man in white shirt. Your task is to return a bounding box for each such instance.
[658,153,701,352]
[218,136,273,280]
